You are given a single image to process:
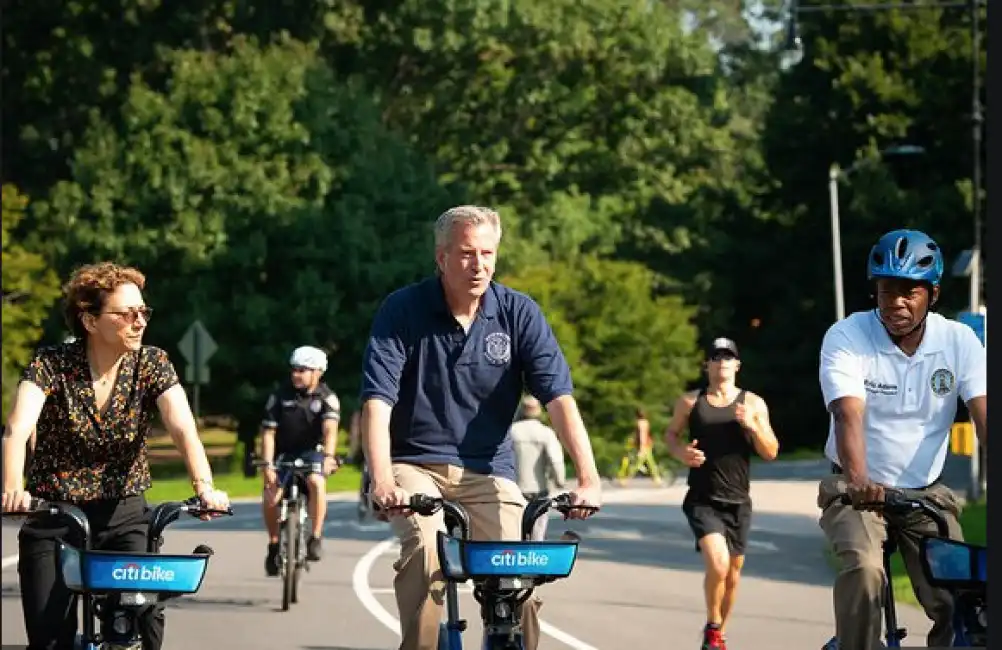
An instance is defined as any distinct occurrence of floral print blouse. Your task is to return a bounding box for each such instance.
[22,339,179,502]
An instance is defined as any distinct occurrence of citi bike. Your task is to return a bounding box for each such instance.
[821,489,987,649]
[3,495,232,650]
[255,450,333,611]
[388,492,599,650]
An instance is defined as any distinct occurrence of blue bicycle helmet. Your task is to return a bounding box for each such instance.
[867,229,944,286]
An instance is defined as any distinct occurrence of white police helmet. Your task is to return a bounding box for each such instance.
[289,346,327,372]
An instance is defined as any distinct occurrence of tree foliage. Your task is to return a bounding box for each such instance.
[2,185,61,418]
[1,0,986,455]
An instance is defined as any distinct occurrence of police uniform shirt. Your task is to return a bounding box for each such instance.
[360,276,573,481]
[262,383,341,456]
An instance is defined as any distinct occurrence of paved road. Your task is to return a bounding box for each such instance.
[2,477,933,650]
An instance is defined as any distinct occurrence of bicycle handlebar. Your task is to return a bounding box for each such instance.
[836,488,951,538]
[380,492,600,540]
[2,496,233,551]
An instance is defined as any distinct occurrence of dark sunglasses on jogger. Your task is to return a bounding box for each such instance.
[3,496,232,650]
[821,488,986,649]
[382,493,599,650]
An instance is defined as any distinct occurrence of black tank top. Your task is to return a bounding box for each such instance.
[686,389,753,503]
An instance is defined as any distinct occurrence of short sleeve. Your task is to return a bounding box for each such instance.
[143,346,180,401]
[262,393,279,428]
[955,324,986,402]
[360,292,410,406]
[819,324,866,408]
[321,392,341,421]
[21,348,57,396]
[516,297,573,404]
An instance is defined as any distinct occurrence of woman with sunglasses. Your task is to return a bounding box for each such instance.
[2,261,230,650]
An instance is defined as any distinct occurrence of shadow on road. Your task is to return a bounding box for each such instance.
[548,501,835,589]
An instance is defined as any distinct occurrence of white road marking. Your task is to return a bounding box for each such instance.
[353,535,601,650]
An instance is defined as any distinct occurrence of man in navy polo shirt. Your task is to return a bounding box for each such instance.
[360,205,602,650]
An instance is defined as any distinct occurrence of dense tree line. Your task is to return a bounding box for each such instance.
[2,0,985,470]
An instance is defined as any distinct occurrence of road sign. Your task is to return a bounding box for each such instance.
[178,319,218,367]
[184,365,210,384]
[956,310,986,346]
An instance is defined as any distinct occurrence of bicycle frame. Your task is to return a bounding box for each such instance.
[824,491,956,649]
[262,453,325,611]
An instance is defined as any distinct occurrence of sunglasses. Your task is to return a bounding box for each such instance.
[101,306,153,324]
[709,352,737,362]
[291,366,313,373]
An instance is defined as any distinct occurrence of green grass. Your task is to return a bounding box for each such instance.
[147,427,237,450]
[755,447,825,463]
[145,464,363,503]
[824,499,987,608]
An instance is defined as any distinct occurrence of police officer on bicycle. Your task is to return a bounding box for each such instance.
[260,346,341,575]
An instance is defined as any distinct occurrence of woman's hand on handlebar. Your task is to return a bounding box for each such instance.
[566,485,601,520]
[196,487,231,520]
[2,488,33,513]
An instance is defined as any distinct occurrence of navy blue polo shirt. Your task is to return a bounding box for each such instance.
[360,276,573,481]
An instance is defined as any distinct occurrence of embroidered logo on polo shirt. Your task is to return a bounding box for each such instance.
[930,368,955,397]
[309,399,322,413]
[484,332,512,365]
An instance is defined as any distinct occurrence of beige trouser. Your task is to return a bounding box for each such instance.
[817,474,964,650]
[390,463,542,650]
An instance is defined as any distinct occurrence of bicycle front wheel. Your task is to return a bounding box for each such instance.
[282,505,300,611]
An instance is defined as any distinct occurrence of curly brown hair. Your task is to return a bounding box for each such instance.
[63,262,147,338]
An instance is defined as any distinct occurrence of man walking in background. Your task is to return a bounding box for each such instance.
[511,394,566,539]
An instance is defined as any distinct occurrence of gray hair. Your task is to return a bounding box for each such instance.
[434,205,502,249]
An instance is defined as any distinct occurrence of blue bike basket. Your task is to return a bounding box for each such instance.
[920,536,986,587]
[437,535,579,580]
[58,543,210,594]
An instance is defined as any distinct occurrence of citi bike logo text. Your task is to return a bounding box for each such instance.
[112,562,176,582]
[490,549,549,568]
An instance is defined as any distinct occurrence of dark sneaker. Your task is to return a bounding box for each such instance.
[702,623,725,650]
[306,536,323,561]
[265,543,280,577]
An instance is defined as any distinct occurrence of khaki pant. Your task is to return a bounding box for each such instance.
[817,474,964,650]
[390,463,542,650]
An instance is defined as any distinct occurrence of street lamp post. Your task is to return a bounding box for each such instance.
[827,145,925,322]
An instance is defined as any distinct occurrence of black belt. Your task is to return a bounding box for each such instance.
[830,462,942,489]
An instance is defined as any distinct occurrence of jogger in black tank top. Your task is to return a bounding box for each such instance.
[664,338,780,650]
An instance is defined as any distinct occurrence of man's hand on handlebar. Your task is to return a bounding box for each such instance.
[1,488,33,513]
[371,479,410,519]
[566,484,601,520]
[845,479,886,512]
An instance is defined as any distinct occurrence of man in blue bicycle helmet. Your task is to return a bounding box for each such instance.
[817,229,987,650]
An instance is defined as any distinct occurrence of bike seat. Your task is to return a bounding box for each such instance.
[57,542,212,596]
[436,533,579,587]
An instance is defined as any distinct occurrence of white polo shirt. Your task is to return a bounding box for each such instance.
[819,310,987,488]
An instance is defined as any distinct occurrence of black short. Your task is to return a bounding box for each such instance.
[682,491,752,556]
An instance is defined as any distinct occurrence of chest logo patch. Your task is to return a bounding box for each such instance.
[930,368,955,397]
[484,332,512,365]
[310,399,322,413]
